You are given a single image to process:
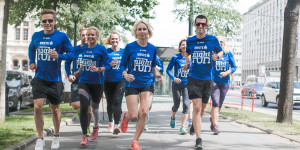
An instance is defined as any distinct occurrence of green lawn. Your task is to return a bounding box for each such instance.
[0,103,74,150]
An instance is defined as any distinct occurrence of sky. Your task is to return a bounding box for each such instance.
[125,0,261,48]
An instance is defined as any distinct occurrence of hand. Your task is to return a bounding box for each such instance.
[89,66,101,72]
[68,75,76,82]
[29,64,37,70]
[184,63,189,70]
[125,74,135,82]
[156,66,161,71]
[220,72,228,77]
[156,74,163,82]
[174,78,181,84]
[110,59,118,67]
[49,50,58,59]
[212,52,219,61]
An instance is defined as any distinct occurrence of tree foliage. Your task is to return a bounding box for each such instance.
[9,0,159,42]
[172,0,242,36]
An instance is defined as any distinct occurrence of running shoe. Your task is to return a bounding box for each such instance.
[212,125,220,135]
[35,138,45,150]
[51,136,60,149]
[108,122,114,133]
[195,138,203,149]
[80,135,88,145]
[189,124,195,135]
[210,117,213,131]
[179,126,187,135]
[188,119,192,128]
[130,140,142,150]
[90,125,99,140]
[121,112,129,133]
[113,125,121,135]
[87,127,91,137]
[170,117,175,128]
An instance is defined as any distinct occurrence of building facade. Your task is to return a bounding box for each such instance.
[242,0,300,82]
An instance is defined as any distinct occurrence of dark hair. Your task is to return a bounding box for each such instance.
[194,15,207,24]
[178,39,186,52]
[40,9,56,20]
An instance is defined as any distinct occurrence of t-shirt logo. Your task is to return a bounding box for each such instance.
[192,51,210,64]
[215,61,227,71]
[177,68,189,77]
[82,59,96,71]
[37,46,56,61]
[133,58,152,72]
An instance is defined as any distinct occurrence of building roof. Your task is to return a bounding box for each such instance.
[156,47,178,59]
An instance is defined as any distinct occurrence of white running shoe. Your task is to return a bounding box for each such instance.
[35,138,45,150]
[51,136,60,149]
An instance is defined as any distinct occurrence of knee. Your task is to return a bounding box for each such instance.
[139,109,149,119]
[193,106,202,113]
[34,105,43,113]
[127,113,138,121]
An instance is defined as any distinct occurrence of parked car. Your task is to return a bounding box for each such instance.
[6,70,33,111]
[261,81,300,107]
[241,83,264,99]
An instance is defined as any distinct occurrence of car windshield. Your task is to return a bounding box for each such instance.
[6,73,22,87]
[294,82,300,89]
[253,84,264,90]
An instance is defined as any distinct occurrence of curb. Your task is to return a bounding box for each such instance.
[209,106,300,144]
[4,115,76,150]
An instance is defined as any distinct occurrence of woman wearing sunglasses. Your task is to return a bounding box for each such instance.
[210,36,236,134]
[119,20,163,150]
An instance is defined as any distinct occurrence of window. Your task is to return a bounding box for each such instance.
[13,59,19,70]
[23,21,29,27]
[15,28,20,40]
[22,60,28,71]
[23,28,28,40]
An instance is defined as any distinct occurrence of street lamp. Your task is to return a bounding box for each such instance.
[70,3,80,46]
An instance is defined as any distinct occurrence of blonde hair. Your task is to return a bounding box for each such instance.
[217,36,228,53]
[178,39,186,52]
[131,20,153,39]
[102,31,120,45]
[87,26,100,37]
[41,9,56,20]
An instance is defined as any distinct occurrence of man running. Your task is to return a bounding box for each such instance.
[183,15,223,149]
[28,9,74,150]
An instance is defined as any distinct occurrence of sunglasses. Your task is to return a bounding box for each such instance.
[195,22,207,27]
[41,19,54,23]
[220,41,224,44]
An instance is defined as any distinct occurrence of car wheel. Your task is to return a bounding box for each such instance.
[261,95,268,107]
[16,99,22,111]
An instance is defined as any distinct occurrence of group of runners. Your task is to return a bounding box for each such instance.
[29,9,236,150]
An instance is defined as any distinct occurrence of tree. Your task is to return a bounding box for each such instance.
[0,0,11,122]
[172,0,242,36]
[9,0,159,42]
[276,0,300,124]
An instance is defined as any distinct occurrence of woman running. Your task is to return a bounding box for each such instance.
[77,26,110,145]
[210,36,236,134]
[119,20,163,150]
[166,39,190,135]
[102,31,125,134]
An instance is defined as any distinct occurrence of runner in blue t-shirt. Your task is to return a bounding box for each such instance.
[210,36,236,135]
[76,27,111,145]
[119,20,163,150]
[183,15,223,149]
[65,28,92,136]
[28,9,74,150]
[167,39,191,135]
[102,31,125,135]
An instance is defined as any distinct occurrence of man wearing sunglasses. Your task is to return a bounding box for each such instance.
[183,15,223,149]
[28,9,74,150]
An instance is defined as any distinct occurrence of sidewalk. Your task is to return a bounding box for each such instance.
[17,96,300,150]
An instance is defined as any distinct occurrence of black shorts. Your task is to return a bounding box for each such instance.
[70,83,80,104]
[125,85,154,97]
[187,76,213,103]
[31,78,64,105]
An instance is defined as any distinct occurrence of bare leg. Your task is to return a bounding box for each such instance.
[71,101,80,110]
[125,95,139,121]
[211,107,219,126]
[181,113,188,126]
[172,111,176,119]
[50,103,61,136]
[34,98,45,138]
[192,98,203,138]
[200,103,207,117]
[188,101,193,120]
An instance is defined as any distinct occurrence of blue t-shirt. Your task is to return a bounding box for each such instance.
[104,48,125,82]
[213,51,236,85]
[28,30,74,82]
[152,55,164,84]
[65,45,84,84]
[120,41,156,88]
[78,44,110,84]
[166,53,189,86]
[186,35,222,80]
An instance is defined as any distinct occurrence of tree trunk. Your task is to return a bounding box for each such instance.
[0,0,10,122]
[276,0,300,124]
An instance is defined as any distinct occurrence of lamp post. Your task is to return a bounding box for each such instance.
[70,3,79,46]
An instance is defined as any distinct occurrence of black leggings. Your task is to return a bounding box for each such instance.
[172,83,189,114]
[79,83,103,134]
[104,81,125,125]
